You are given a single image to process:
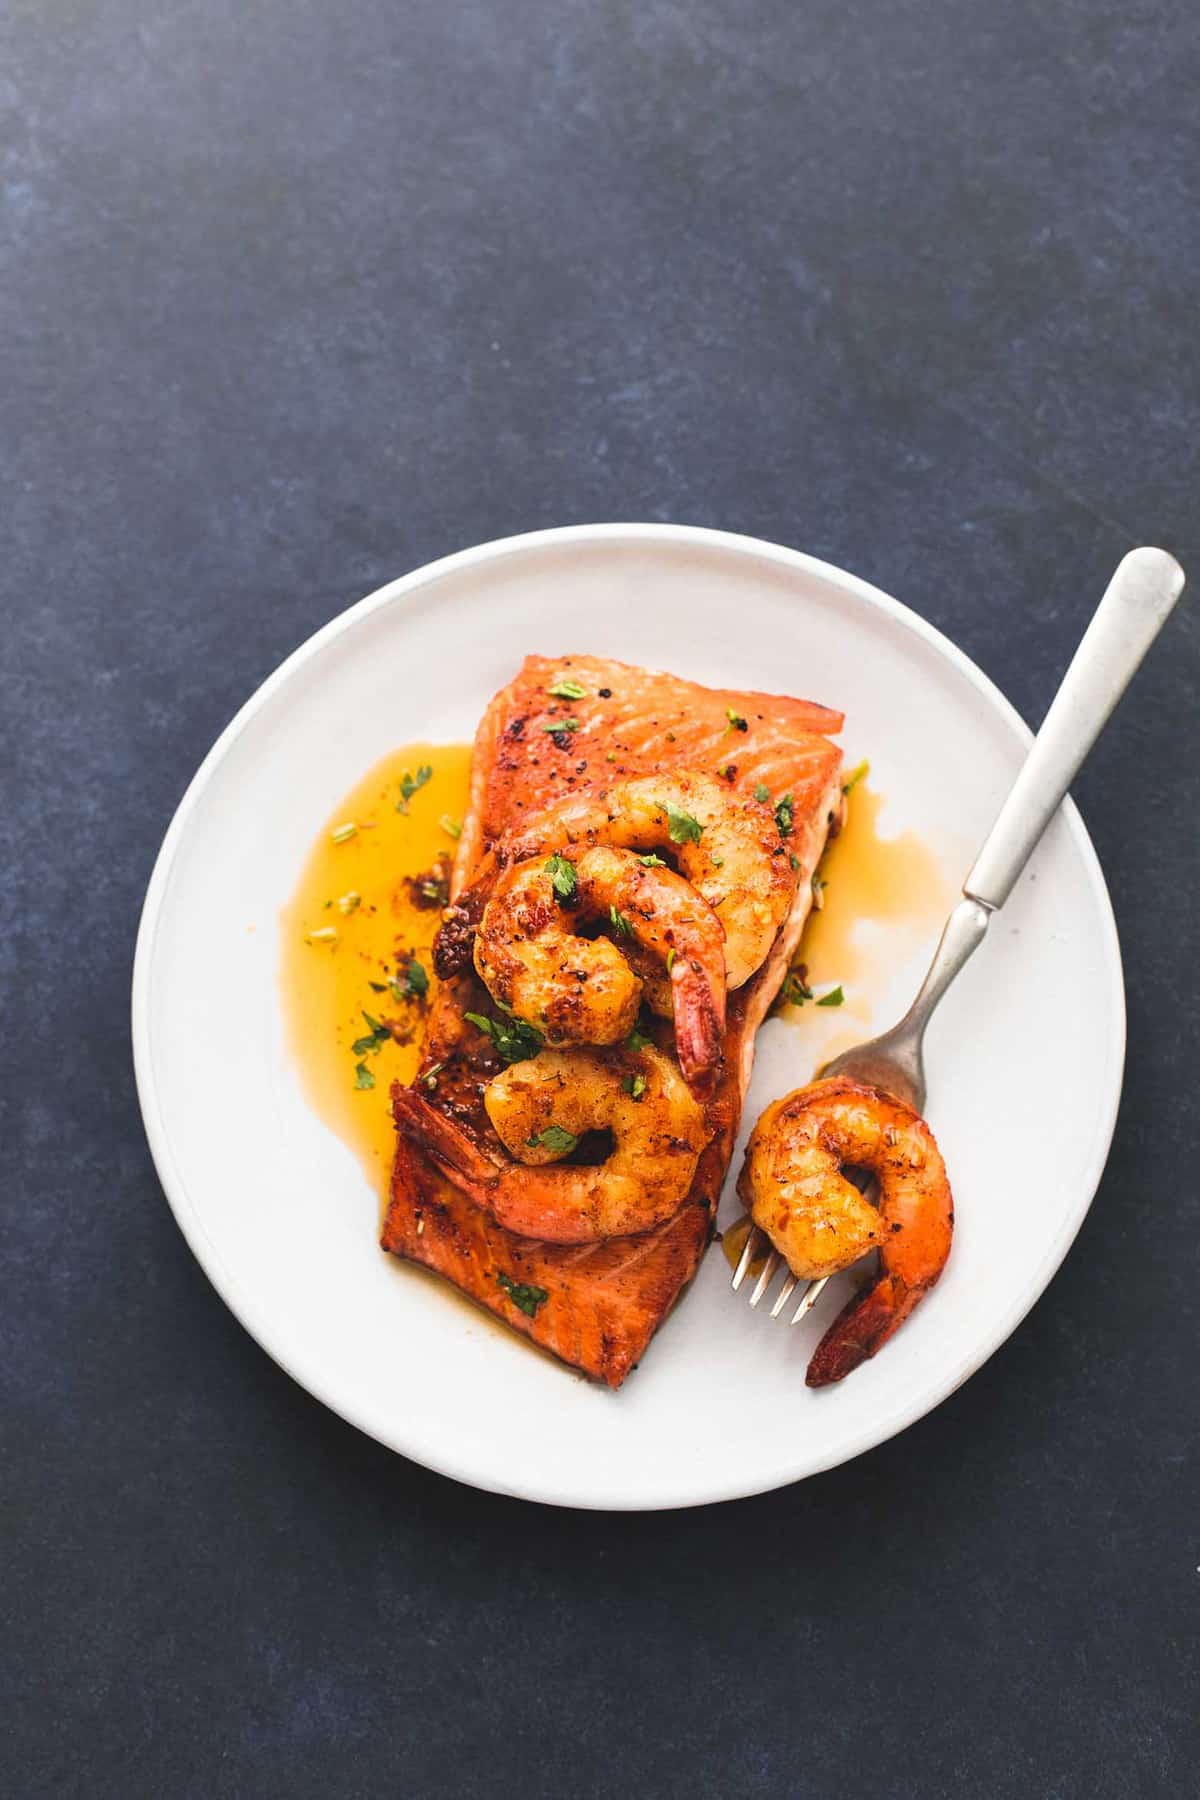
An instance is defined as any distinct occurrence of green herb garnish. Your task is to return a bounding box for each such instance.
[542,717,580,734]
[496,1272,549,1317]
[422,1061,445,1090]
[330,821,358,844]
[544,854,578,902]
[753,783,770,804]
[666,805,703,846]
[816,985,845,1008]
[774,792,794,838]
[609,904,634,939]
[665,948,676,973]
[547,677,587,700]
[527,1124,579,1155]
[780,969,813,1006]
[402,956,429,999]
[419,876,449,906]
[439,814,463,840]
[626,1023,653,1052]
[353,1061,375,1089]
[622,1072,648,1102]
[395,766,433,813]
[352,1010,392,1055]
[725,708,748,732]
[464,1011,544,1064]
[637,853,667,868]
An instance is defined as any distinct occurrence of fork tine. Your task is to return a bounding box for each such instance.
[791,1275,830,1324]
[730,1223,765,1291]
[769,1272,799,1317]
[749,1249,781,1307]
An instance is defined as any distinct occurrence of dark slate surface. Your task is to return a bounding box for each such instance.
[4,3,1198,1795]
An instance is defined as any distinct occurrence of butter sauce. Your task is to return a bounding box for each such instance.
[280,744,472,1197]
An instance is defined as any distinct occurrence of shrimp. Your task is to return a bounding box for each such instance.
[737,1076,953,1385]
[473,845,726,1095]
[392,1045,712,1243]
[495,771,794,989]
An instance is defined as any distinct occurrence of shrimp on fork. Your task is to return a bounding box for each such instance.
[393,1045,712,1243]
[472,845,727,1095]
[737,1077,953,1384]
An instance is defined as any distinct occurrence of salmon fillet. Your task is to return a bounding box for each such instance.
[382,654,844,1386]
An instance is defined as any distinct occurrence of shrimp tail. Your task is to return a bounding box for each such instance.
[391,1084,499,1189]
[671,963,725,1098]
[805,1271,930,1387]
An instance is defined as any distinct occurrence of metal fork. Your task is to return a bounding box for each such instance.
[733,546,1185,1320]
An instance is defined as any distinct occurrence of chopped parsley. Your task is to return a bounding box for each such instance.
[622,1072,648,1102]
[753,782,770,804]
[353,1060,375,1090]
[789,854,801,871]
[439,814,463,840]
[395,765,433,813]
[496,1271,549,1318]
[666,805,703,846]
[609,904,634,939]
[725,708,748,732]
[780,969,813,1007]
[547,676,587,700]
[367,980,388,993]
[527,1124,579,1154]
[774,792,794,838]
[544,853,578,902]
[400,956,429,999]
[842,760,869,795]
[637,853,667,868]
[330,821,358,844]
[816,985,845,1008]
[352,1010,392,1055]
[464,1010,543,1064]
[541,716,580,734]
[626,1022,653,1052]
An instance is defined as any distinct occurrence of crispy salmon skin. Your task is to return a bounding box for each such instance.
[383,654,844,1386]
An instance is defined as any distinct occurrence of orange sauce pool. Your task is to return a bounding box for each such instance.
[280,744,472,1197]
[775,777,954,1042]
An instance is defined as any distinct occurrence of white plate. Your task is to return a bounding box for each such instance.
[133,525,1124,1510]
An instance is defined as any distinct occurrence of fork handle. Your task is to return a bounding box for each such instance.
[963,547,1185,910]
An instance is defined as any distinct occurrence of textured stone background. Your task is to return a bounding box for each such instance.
[4,3,1198,1795]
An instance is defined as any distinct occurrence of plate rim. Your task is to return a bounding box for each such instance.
[131,522,1126,1509]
